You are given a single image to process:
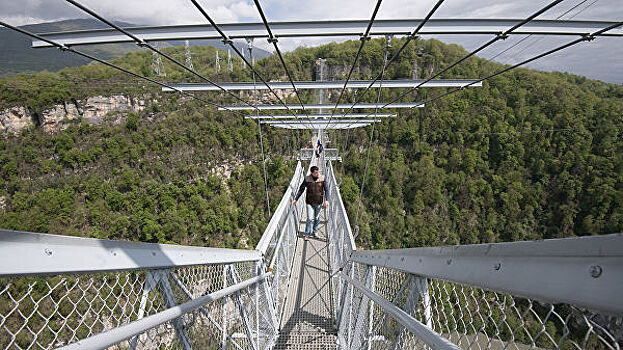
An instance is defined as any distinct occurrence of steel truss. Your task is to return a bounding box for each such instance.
[161,79,482,91]
[218,102,423,110]
[30,19,623,47]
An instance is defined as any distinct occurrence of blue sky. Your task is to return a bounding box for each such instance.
[2,0,622,83]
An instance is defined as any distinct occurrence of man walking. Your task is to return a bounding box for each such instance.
[291,165,329,238]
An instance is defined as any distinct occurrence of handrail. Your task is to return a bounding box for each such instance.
[340,272,461,350]
[58,272,271,350]
[0,230,261,276]
[351,233,623,316]
[327,161,356,253]
[256,161,304,254]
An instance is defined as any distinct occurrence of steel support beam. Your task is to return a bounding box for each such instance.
[246,113,396,119]
[219,102,423,110]
[350,234,623,317]
[269,123,373,130]
[162,80,481,91]
[340,272,461,350]
[262,119,380,129]
[58,273,270,350]
[0,230,261,276]
[262,119,381,124]
[31,19,623,47]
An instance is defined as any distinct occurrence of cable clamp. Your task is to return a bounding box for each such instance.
[359,35,371,42]
[58,44,70,51]
[137,39,148,47]
[222,38,233,45]
[497,32,509,40]
[408,33,419,41]
[582,34,595,42]
[267,37,278,44]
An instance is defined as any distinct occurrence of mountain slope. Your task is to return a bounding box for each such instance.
[0,37,621,249]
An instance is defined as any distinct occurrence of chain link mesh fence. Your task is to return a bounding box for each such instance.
[337,261,622,350]
[1,261,277,350]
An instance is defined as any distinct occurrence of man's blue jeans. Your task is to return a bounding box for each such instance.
[305,204,322,235]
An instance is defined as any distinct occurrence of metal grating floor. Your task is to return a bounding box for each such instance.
[274,206,337,350]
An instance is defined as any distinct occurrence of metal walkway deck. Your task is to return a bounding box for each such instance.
[275,207,337,350]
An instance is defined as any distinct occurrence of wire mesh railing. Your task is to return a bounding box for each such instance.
[333,235,623,350]
[0,231,276,350]
[338,260,622,350]
[325,159,357,330]
[255,160,306,329]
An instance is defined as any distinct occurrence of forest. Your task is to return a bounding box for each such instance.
[0,37,622,250]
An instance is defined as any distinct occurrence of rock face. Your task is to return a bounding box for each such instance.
[0,107,35,134]
[1,95,150,134]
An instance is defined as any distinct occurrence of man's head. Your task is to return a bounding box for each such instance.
[310,166,319,178]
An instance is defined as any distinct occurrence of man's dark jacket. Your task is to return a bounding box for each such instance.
[295,174,329,205]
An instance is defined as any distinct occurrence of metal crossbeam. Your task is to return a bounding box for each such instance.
[246,113,396,119]
[31,19,623,47]
[219,102,423,111]
[262,119,381,124]
[0,230,261,276]
[162,80,481,91]
[350,233,623,317]
[266,121,376,129]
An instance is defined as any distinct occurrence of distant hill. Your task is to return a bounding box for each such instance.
[0,35,621,248]
[0,18,271,78]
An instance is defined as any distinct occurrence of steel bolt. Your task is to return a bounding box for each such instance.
[44,248,53,256]
[446,259,452,265]
[493,263,501,271]
[590,265,602,278]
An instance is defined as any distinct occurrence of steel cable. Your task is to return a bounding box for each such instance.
[358,0,566,116]
[64,0,260,113]
[321,0,384,130]
[253,0,317,130]
[488,0,598,62]
[353,35,391,231]
[0,20,250,118]
[188,0,309,128]
[338,0,446,119]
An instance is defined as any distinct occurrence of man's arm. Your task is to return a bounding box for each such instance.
[323,180,329,201]
[293,180,306,202]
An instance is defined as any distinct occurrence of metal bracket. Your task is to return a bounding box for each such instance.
[167,271,246,350]
[130,269,192,350]
[228,265,258,350]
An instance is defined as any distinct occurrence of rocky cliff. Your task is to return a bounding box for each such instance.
[0,95,152,134]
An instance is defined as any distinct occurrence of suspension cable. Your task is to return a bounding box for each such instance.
[252,0,317,130]
[364,0,565,112]
[0,21,251,119]
[63,0,260,113]
[247,39,272,217]
[188,0,309,128]
[488,0,597,62]
[498,0,601,62]
[321,0,384,130]
[339,0,446,119]
[343,19,622,235]
[378,21,623,116]
[353,35,391,232]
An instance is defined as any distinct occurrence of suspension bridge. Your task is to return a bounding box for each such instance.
[1,0,623,349]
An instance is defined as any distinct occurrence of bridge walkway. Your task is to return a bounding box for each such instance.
[274,201,337,350]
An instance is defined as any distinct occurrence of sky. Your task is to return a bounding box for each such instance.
[1,0,622,83]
